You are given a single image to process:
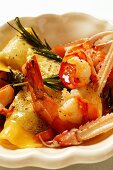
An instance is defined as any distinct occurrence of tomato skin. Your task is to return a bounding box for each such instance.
[0,71,7,88]
[77,97,99,124]
[59,62,81,89]
[34,128,56,142]
[52,45,65,58]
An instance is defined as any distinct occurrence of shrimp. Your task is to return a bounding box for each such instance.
[0,85,14,117]
[59,31,113,89]
[59,41,98,89]
[44,113,113,147]
[41,37,113,147]
[0,72,15,124]
[25,32,113,147]
[25,56,101,134]
[0,85,14,107]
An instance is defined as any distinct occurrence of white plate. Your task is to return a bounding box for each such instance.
[0,12,113,169]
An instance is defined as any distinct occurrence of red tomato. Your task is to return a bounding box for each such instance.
[34,128,56,142]
[52,45,65,58]
[77,97,99,124]
[59,62,81,89]
[0,71,7,88]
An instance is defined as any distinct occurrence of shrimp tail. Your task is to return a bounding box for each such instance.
[25,56,58,126]
[25,56,77,133]
[25,56,44,96]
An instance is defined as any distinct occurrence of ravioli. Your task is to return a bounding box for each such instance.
[0,88,47,149]
[0,34,60,78]
[27,49,60,78]
[0,29,61,149]
[0,35,31,71]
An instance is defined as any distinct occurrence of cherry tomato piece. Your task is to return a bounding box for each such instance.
[52,45,65,58]
[34,128,56,142]
[59,62,81,89]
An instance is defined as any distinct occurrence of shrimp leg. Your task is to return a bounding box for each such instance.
[44,113,113,147]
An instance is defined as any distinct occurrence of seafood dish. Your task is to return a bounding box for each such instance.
[0,17,113,149]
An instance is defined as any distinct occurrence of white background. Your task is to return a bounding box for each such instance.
[0,0,113,25]
[0,0,113,169]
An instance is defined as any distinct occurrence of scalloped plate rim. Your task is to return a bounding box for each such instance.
[0,12,113,169]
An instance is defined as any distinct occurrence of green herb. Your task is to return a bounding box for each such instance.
[8,17,62,62]
[4,69,63,91]
[43,75,61,83]
[44,82,63,90]
[6,69,25,93]
[7,17,63,90]
[6,69,63,91]
[7,69,25,85]
[43,75,64,90]
[35,48,62,62]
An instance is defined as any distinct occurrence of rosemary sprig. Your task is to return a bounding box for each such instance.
[11,76,63,91]
[8,17,62,62]
[6,69,25,94]
[44,82,63,91]
[8,74,63,91]
[5,70,63,91]
[7,69,25,85]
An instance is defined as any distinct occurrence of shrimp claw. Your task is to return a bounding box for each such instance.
[45,113,113,147]
[89,31,113,46]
